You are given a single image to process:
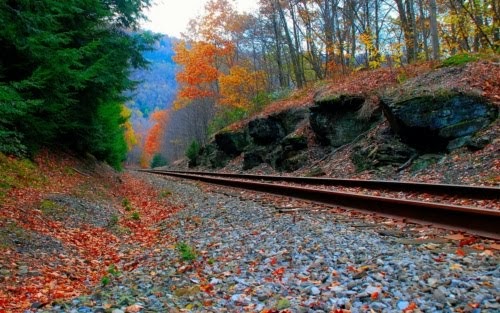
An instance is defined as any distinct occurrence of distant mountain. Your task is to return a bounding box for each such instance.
[126,35,178,119]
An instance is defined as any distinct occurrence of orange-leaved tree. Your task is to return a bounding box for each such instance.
[141,109,170,168]
[172,41,221,110]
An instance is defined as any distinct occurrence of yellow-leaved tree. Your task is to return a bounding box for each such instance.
[219,65,267,109]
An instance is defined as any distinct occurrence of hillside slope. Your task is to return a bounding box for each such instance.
[184,60,499,186]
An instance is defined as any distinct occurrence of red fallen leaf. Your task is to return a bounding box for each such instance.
[455,248,466,257]
[331,310,343,313]
[403,302,417,312]
[459,237,477,247]
[433,255,446,262]
[371,291,379,300]
[272,267,285,276]
[200,284,214,293]
[270,257,277,266]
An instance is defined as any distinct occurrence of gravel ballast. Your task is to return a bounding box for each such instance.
[37,173,500,313]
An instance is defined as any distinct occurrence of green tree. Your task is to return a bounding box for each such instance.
[0,0,156,169]
[150,153,168,168]
[185,140,201,167]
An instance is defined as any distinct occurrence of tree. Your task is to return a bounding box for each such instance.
[219,65,267,109]
[150,153,168,168]
[142,109,170,167]
[0,0,155,169]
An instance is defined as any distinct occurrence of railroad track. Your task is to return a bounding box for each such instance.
[141,169,500,239]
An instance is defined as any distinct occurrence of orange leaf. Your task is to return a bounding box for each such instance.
[126,304,143,313]
[403,302,417,312]
[444,234,465,240]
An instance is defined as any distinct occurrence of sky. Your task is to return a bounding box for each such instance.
[141,0,259,37]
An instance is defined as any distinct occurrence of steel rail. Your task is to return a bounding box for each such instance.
[148,170,500,199]
[142,170,500,239]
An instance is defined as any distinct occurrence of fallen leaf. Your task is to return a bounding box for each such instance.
[489,243,500,250]
[126,304,143,313]
[444,234,465,240]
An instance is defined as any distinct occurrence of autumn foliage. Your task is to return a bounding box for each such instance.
[219,65,267,109]
[141,109,170,167]
[0,151,181,311]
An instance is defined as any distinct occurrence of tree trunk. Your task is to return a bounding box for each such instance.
[429,0,440,59]
[274,0,304,88]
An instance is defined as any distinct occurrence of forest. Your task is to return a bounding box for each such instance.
[0,0,156,169]
[0,0,498,169]
[141,0,498,168]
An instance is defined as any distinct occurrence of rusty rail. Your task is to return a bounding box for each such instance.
[141,170,500,239]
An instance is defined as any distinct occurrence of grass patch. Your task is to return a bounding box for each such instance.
[176,242,197,261]
[39,199,65,216]
[0,153,45,201]
[130,211,140,220]
[108,214,119,227]
[122,198,133,211]
[159,189,172,198]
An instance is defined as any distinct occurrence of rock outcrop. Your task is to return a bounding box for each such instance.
[194,63,498,173]
[381,66,498,152]
[310,93,381,147]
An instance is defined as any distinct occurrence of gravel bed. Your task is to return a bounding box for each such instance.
[36,174,500,313]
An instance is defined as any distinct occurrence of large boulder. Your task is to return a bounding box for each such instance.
[382,92,498,151]
[248,117,285,145]
[197,143,231,169]
[214,130,248,157]
[310,94,381,147]
[247,108,308,146]
[267,135,308,172]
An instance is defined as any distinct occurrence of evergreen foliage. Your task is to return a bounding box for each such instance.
[185,140,201,167]
[0,0,156,169]
[150,153,168,168]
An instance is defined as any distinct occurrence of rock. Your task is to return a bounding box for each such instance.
[305,167,326,177]
[310,286,321,295]
[267,136,308,172]
[272,108,308,134]
[397,300,410,310]
[111,309,124,313]
[214,130,249,157]
[381,88,497,151]
[467,135,491,151]
[242,151,264,170]
[310,93,381,147]
[447,136,472,151]
[248,117,285,145]
[197,143,231,169]
[351,131,417,171]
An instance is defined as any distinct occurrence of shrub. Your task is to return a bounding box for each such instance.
[207,107,248,136]
[122,198,133,211]
[131,211,140,220]
[185,140,200,167]
[150,153,168,168]
[176,242,196,261]
[441,53,478,67]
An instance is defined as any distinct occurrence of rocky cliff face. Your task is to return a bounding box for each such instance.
[194,63,498,174]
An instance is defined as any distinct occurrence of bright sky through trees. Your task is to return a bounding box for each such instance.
[141,0,258,37]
